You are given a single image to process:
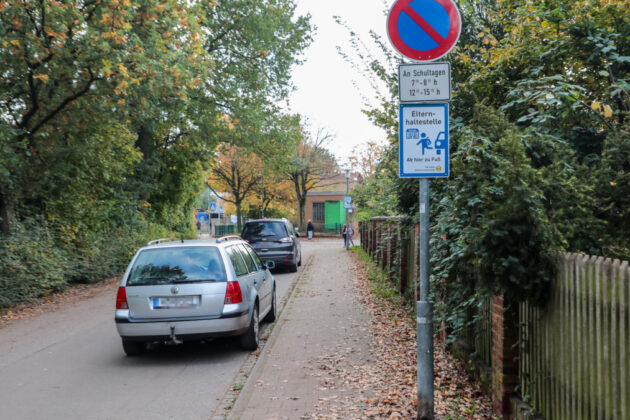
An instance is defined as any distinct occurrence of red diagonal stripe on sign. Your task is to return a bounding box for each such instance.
[401,3,447,45]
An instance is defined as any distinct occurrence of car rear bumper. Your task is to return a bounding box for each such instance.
[257,253,296,265]
[115,311,250,341]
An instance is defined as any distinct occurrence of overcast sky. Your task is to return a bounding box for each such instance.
[289,0,392,166]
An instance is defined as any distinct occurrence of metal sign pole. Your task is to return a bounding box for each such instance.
[417,178,433,419]
[386,2,461,417]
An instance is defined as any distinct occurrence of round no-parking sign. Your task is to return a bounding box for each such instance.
[387,0,461,61]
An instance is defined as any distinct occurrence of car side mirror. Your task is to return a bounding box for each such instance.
[265,261,275,270]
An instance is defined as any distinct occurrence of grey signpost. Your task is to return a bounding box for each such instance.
[399,68,450,420]
[387,0,461,418]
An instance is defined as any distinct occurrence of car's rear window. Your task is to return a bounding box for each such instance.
[242,222,287,240]
[127,247,226,286]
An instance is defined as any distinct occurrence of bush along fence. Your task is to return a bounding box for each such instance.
[359,218,630,419]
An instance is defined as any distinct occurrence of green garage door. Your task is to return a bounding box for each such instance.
[324,201,344,230]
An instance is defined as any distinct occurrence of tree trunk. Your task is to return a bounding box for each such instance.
[236,201,242,232]
[298,196,306,231]
[135,126,153,158]
[135,126,154,202]
[0,188,15,235]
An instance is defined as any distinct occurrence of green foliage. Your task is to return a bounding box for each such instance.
[0,0,312,307]
[432,107,555,307]
[0,216,180,308]
[339,0,630,359]
[595,124,630,259]
[0,219,67,308]
[352,167,399,222]
[244,205,285,220]
[63,219,179,284]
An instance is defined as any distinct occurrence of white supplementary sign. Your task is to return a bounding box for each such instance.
[399,103,449,178]
[399,62,451,102]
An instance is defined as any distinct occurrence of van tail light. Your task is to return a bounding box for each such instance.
[224,281,243,304]
[116,287,129,309]
[278,237,293,244]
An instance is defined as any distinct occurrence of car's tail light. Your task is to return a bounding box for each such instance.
[278,237,293,244]
[224,281,243,304]
[116,287,129,309]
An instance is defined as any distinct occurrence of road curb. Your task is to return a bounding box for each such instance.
[211,257,313,420]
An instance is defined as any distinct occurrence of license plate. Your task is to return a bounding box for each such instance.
[153,295,200,309]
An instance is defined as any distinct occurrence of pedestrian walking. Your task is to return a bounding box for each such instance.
[347,225,354,246]
[196,220,201,233]
[342,224,348,248]
[307,220,314,240]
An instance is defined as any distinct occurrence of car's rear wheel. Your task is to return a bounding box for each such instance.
[263,288,277,323]
[122,339,146,356]
[240,305,259,350]
[289,259,298,272]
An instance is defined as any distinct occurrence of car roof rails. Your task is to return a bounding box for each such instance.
[216,235,243,243]
[146,238,175,246]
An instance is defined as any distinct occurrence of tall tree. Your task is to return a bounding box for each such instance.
[0,0,312,234]
[349,140,385,178]
[0,0,313,308]
[125,0,312,228]
[0,0,212,233]
[206,144,264,231]
[285,128,339,230]
[0,0,137,233]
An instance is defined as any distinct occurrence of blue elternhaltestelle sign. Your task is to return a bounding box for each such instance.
[399,103,449,178]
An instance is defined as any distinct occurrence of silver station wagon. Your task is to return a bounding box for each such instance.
[114,236,276,356]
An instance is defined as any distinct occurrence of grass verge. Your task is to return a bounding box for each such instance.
[350,246,414,315]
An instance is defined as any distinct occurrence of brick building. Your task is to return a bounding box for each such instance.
[303,172,362,233]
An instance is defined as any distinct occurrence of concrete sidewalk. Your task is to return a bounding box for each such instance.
[229,244,374,419]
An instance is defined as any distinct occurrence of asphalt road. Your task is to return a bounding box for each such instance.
[0,240,334,420]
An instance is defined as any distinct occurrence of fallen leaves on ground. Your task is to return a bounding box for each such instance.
[306,253,494,419]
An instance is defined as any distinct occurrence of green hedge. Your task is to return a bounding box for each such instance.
[0,218,178,309]
[0,220,67,308]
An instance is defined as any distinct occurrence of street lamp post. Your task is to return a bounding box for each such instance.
[345,168,350,250]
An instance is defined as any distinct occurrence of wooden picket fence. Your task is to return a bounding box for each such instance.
[519,254,630,419]
[360,218,630,418]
